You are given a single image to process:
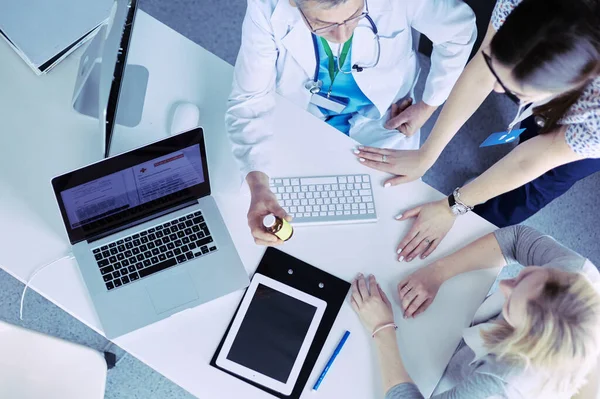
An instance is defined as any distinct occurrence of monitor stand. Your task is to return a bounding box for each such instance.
[73,61,149,128]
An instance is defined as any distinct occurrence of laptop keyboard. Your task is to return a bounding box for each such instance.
[92,210,218,291]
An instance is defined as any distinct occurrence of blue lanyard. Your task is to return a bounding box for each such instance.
[311,15,378,83]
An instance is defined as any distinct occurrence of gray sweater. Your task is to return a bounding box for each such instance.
[386,225,598,399]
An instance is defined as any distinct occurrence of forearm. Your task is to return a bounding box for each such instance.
[458,127,576,207]
[246,171,270,193]
[432,233,506,282]
[421,53,494,162]
[374,329,413,393]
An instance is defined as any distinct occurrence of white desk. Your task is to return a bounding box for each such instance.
[0,11,499,399]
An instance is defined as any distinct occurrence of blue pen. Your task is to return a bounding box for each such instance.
[312,330,351,391]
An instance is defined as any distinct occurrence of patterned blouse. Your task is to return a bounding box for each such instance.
[492,0,600,158]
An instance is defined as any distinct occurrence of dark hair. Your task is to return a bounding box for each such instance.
[490,0,600,132]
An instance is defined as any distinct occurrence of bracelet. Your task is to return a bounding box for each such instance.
[371,323,398,338]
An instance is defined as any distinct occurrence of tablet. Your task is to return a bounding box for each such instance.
[216,273,327,395]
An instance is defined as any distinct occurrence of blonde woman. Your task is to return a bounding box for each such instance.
[351,226,600,398]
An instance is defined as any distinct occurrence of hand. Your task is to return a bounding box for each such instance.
[398,264,444,318]
[350,274,394,333]
[385,98,438,137]
[396,199,456,261]
[246,172,292,246]
[353,147,434,186]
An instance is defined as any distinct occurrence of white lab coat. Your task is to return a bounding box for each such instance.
[226,0,476,179]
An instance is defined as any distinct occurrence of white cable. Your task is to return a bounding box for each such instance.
[19,253,74,321]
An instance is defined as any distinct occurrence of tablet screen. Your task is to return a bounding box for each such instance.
[216,274,327,395]
[226,284,317,383]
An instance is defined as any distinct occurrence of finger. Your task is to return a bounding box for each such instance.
[270,203,291,221]
[356,150,391,163]
[378,284,391,307]
[395,207,422,222]
[398,282,412,299]
[405,295,429,318]
[396,224,421,258]
[390,103,399,119]
[398,123,416,137]
[355,146,393,156]
[384,175,413,187]
[401,289,419,313]
[358,158,395,173]
[254,238,283,246]
[399,232,425,260]
[369,275,381,299]
[357,274,370,298]
[413,298,433,317]
[250,225,279,243]
[385,114,409,130]
[350,296,360,313]
[351,277,363,305]
[405,238,432,262]
[421,239,440,259]
[397,97,413,112]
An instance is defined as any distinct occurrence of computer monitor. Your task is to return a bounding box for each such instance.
[72,0,149,158]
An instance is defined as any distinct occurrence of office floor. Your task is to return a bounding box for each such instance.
[1,1,599,398]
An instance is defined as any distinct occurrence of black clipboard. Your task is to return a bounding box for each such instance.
[210,247,351,399]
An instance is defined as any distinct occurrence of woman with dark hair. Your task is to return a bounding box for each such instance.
[353,0,600,261]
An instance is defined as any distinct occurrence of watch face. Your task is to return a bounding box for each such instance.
[451,204,467,216]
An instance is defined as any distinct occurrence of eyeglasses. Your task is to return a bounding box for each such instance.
[482,52,521,104]
[298,0,369,35]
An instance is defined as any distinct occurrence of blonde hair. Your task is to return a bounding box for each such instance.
[481,269,600,397]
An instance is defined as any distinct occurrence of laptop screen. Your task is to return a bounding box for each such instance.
[52,128,210,244]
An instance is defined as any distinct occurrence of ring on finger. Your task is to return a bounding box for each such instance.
[382,154,388,163]
[424,238,431,244]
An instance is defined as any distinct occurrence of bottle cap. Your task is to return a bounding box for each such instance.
[263,214,276,228]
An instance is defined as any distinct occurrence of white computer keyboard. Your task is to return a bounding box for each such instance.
[270,174,377,225]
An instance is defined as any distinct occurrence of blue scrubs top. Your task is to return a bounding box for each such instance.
[316,40,373,135]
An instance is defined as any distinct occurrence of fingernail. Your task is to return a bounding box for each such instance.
[384,182,391,188]
[359,158,365,163]
[353,149,360,154]
[407,257,413,262]
[358,146,364,149]
[396,247,402,254]
[421,254,428,259]
[398,255,404,262]
[395,213,402,220]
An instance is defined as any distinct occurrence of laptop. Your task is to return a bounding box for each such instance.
[52,128,249,338]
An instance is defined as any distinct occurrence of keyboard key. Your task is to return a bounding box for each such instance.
[169,234,177,241]
[185,220,193,227]
[130,272,139,281]
[201,246,209,254]
[148,233,156,241]
[125,242,133,249]
[189,242,197,250]
[109,243,116,248]
[141,237,149,244]
[190,234,197,241]
[136,254,145,262]
[125,237,132,242]
[144,251,152,259]
[114,279,122,288]
[128,257,136,264]
[122,259,129,267]
[148,228,155,233]
[113,270,121,278]
[174,240,183,247]
[124,250,133,258]
[162,237,170,244]
[182,237,190,244]
[139,244,148,252]
[209,246,217,252]
[117,245,125,252]
[133,239,140,246]
[109,256,117,263]
[121,275,130,284]
[93,248,101,254]
[128,265,136,273]
[98,259,109,267]
[154,240,162,247]
[101,245,109,251]
[102,250,110,258]
[152,248,160,256]
[163,222,171,228]
[192,225,200,232]
[136,263,143,270]
[167,243,175,250]
[103,274,112,282]
[166,251,174,258]
[179,217,186,222]
[106,281,114,290]
[181,245,189,253]
[159,254,167,261]
[174,248,182,256]
[138,258,177,278]
[186,214,194,220]
[101,265,114,275]
[176,255,188,263]
[151,256,159,264]
[156,225,163,230]
[114,262,122,269]
[110,248,118,255]
[156,231,164,238]
[177,231,185,238]
[132,248,140,255]
[197,236,213,247]
[186,252,194,260]
[117,253,125,261]
[144,259,152,267]
[171,225,179,233]
[194,211,202,216]
[164,227,171,234]
[184,228,192,235]
[140,231,148,236]
[177,223,186,230]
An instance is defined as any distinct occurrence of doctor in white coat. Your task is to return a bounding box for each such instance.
[226,0,477,246]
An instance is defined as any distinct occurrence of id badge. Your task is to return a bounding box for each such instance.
[310,92,349,114]
[480,128,526,147]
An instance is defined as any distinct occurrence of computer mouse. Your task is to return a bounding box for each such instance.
[170,102,200,135]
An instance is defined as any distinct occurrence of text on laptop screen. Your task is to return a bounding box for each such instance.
[60,144,204,230]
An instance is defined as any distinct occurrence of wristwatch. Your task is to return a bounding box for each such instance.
[448,187,473,216]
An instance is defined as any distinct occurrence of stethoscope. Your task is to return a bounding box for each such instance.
[305,15,380,95]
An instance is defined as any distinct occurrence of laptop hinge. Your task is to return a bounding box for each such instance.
[86,200,198,244]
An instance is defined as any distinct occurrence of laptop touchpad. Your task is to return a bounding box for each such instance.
[146,271,199,314]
